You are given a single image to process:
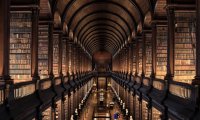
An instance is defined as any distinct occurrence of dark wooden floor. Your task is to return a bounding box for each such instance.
[79,89,125,120]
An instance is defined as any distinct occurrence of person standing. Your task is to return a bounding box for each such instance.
[114,112,119,120]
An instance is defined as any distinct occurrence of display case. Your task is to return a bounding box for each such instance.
[10,11,32,82]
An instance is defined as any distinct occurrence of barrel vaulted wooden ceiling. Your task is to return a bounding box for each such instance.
[16,0,195,57]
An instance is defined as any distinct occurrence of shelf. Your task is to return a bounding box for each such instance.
[174,11,196,84]
[53,33,59,77]
[156,26,167,79]
[38,24,49,78]
[138,42,143,76]
[62,39,67,76]
[9,11,32,81]
[145,34,152,77]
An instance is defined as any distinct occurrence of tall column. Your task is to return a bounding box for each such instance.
[31,8,39,80]
[142,33,146,78]
[129,43,133,74]
[66,38,69,74]
[68,42,72,74]
[48,22,54,78]
[135,39,139,76]
[0,0,11,82]
[58,32,63,76]
[192,0,200,110]
[195,0,200,81]
[165,8,175,81]
[151,22,157,79]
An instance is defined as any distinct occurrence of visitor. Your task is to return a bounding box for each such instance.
[114,111,120,120]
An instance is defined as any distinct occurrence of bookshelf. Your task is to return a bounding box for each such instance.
[174,11,196,84]
[53,33,59,77]
[135,95,140,120]
[133,48,136,75]
[70,91,74,115]
[62,39,67,76]
[156,26,167,79]
[145,34,152,77]
[55,100,62,120]
[10,11,32,82]
[130,92,134,116]
[138,42,143,76]
[42,107,52,120]
[142,100,148,120]
[64,96,69,119]
[38,24,49,79]
[152,107,161,120]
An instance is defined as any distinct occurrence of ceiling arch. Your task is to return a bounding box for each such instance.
[51,0,157,56]
[79,25,124,44]
[82,30,122,50]
[73,12,130,37]
[84,34,120,52]
[76,18,128,40]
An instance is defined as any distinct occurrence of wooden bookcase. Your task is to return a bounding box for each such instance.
[145,34,152,77]
[10,11,32,82]
[38,24,49,79]
[138,42,143,76]
[174,11,196,84]
[156,26,167,79]
[62,38,67,76]
[53,33,59,77]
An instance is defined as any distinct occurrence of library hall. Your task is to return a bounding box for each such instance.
[0,0,200,120]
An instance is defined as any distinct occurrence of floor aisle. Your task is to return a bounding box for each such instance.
[79,89,125,120]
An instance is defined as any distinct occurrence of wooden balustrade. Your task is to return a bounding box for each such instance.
[63,76,69,84]
[169,81,193,99]
[153,79,165,90]
[13,81,35,99]
[54,77,61,86]
[143,77,150,86]
[40,78,52,90]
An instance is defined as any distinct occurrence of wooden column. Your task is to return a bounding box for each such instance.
[31,8,39,80]
[194,0,200,82]
[135,39,139,76]
[58,32,63,76]
[48,22,54,78]
[0,0,11,82]
[166,8,175,80]
[151,22,157,79]
[192,0,200,110]
[65,38,69,74]
[68,41,72,74]
[142,33,146,78]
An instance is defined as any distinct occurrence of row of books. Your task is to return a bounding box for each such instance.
[62,40,67,75]
[156,26,168,79]
[10,44,31,49]
[10,64,31,69]
[38,25,49,78]
[10,49,30,53]
[169,84,191,98]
